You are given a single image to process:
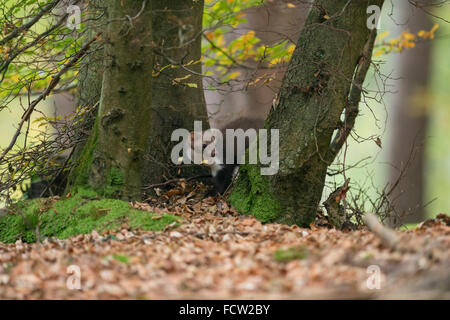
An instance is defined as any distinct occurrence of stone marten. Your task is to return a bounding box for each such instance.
[186,117,264,194]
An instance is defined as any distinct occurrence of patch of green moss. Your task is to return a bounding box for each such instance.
[229,164,282,223]
[361,252,374,260]
[66,118,99,192]
[112,254,130,264]
[65,119,126,199]
[274,246,308,262]
[0,199,43,242]
[104,167,125,198]
[400,223,419,230]
[75,187,99,198]
[128,210,177,231]
[0,194,180,243]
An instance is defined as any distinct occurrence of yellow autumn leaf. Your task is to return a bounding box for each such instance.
[404,41,415,48]
[269,57,283,66]
[377,31,389,41]
[429,24,439,39]
[185,59,200,66]
[402,32,415,41]
[172,74,192,85]
[33,116,46,123]
[287,44,296,55]
[389,38,399,45]
[241,31,255,43]
[227,72,241,80]
[374,50,384,57]
[216,34,224,47]
[430,24,439,33]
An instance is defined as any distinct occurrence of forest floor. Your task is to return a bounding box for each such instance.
[0,182,449,299]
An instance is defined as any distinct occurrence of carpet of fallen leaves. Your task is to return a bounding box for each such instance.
[0,182,449,299]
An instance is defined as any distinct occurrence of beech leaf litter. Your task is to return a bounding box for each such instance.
[0,182,449,299]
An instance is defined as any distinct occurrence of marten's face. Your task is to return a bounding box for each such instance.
[185,131,216,165]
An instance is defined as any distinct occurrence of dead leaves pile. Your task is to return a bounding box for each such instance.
[0,182,449,299]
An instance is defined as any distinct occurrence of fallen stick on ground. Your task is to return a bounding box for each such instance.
[142,174,212,190]
[363,213,400,250]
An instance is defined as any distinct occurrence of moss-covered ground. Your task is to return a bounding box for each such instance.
[0,189,180,243]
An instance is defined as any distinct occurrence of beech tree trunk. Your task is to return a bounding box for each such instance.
[142,0,209,187]
[230,0,384,226]
[67,0,153,200]
[388,1,431,226]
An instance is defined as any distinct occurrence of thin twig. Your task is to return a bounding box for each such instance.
[327,28,378,163]
[142,174,212,190]
[0,32,101,163]
[0,0,63,46]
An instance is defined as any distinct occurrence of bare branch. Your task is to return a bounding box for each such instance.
[0,0,62,46]
[327,28,378,163]
[0,32,101,163]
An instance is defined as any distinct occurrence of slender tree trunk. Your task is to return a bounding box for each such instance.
[142,0,209,187]
[388,1,431,226]
[230,0,383,226]
[67,0,153,200]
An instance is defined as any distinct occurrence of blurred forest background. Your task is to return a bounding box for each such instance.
[0,0,448,223]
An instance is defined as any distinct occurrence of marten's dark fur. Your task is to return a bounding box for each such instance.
[189,117,264,194]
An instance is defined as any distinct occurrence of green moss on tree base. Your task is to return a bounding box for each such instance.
[0,194,180,243]
[66,118,99,192]
[229,164,282,223]
[65,119,129,199]
[104,167,125,198]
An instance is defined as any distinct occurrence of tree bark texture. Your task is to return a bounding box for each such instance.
[230,0,384,226]
[68,0,153,200]
[388,1,431,226]
[142,0,209,188]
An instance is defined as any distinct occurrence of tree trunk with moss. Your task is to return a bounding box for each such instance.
[142,0,209,188]
[229,0,384,226]
[69,0,209,193]
[67,0,153,200]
